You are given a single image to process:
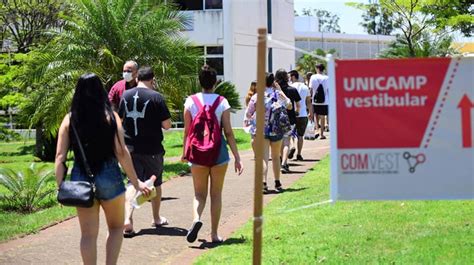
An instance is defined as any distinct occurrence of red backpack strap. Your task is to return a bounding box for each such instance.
[210,95,224,113]
[191,94,203,111]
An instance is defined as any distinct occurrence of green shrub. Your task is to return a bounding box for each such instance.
[0,127,21,142]
[0,163,56,212]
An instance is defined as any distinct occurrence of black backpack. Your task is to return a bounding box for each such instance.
[314,82,325,104]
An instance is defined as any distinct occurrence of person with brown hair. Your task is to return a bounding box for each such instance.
[243,81,257,154]
[245,81,257,106]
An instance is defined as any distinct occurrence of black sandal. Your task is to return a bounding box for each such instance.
[186,220,203,243]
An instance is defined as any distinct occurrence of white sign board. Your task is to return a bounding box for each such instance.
[329,57,474,200]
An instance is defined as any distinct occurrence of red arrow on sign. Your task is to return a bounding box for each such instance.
[457,94,474,148]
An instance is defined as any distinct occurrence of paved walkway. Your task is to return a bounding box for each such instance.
[0,137,330,265]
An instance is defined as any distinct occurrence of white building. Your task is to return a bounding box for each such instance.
[178,0,295,126]
[294,16,396,60]
[178,1,396,126]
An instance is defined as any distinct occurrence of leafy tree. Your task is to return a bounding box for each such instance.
[20,0,200,160]
[378,0,472,57]
[380,29,457,58]
[301,8,341,33]
[423,0,473,37]
[296,48,337,76]
[0,0,67,53]
[346,2,395,35]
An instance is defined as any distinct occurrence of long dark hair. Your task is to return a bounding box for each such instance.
[70,73,116,171]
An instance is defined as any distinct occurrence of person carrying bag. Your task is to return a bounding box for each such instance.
[57,118,95,208]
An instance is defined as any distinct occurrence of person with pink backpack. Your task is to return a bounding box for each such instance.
[181,65,244,244]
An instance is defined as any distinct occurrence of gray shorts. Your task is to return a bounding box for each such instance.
[131,153,164,187]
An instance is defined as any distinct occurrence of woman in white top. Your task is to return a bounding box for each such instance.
[245,73,291,193]
[181,65,244,243]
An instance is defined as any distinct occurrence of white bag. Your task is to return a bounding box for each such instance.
[304,121,316,140]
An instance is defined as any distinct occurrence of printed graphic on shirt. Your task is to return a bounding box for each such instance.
[123,91,150,136]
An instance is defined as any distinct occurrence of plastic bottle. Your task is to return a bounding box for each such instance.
[131,179,157,209]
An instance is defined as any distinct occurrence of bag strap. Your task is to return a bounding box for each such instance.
[70,116,94,178]
[191,95,203,111]
[210,96,223,113]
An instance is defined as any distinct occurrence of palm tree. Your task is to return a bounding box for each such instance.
[0,163,55,212]
[25,0,201,136]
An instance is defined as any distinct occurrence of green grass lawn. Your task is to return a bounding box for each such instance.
[0,129,252,242]
[196,157,474,264]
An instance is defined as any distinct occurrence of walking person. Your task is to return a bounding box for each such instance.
[182,65,243,243]
[55,73,151,265]
[108,60,139,110]
[275,69,301,173]
[309,64,329,140]
[118,66,172,236]
[289,70,311,161]
[246,73,292,193]
[243,81,257,155]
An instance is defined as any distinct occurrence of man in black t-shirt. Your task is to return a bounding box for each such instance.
[275,69,301,174]
[118,66,172,235]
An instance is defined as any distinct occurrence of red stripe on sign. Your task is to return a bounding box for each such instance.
[336,58,451,149]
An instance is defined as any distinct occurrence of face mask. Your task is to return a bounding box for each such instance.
[123,72,133,82]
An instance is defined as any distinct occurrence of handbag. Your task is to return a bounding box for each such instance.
[57,118,95,208]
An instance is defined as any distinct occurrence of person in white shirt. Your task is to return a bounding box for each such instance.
[309,64,329,140]
[289,70,311,160]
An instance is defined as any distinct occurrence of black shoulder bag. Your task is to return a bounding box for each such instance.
[57,119,95,208]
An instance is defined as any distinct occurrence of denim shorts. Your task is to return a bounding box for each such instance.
[71,159,126,201]
[265,134,284,142]
[190,136,230,168]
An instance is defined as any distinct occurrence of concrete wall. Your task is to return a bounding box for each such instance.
[228,0,295,126]
[181,0,296,126]
[182,10,224,46]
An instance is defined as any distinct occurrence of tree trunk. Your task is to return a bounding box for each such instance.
[35,124,43,158]
[35,124,57,162]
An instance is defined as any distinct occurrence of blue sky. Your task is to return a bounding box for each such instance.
[294,0,367,34]
[294,0,473,42]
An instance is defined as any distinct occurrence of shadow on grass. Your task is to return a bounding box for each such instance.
[264,187,307,195]
[164,163,189,173]
[0,144,35,157]
[235,138,247,144]
[133,226,188,237]
[190,236,247,249]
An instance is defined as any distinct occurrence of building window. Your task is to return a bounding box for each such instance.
[206,46,224,55]
[205,0,222,9]
[267,0,272,34]
[206,58,224,75]
[175,0,203,10]
[175,0,222,11]
[198,45,224,76]
[268,48,273,73]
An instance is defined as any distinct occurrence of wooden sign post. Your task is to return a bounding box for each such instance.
[253,28,267,265]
